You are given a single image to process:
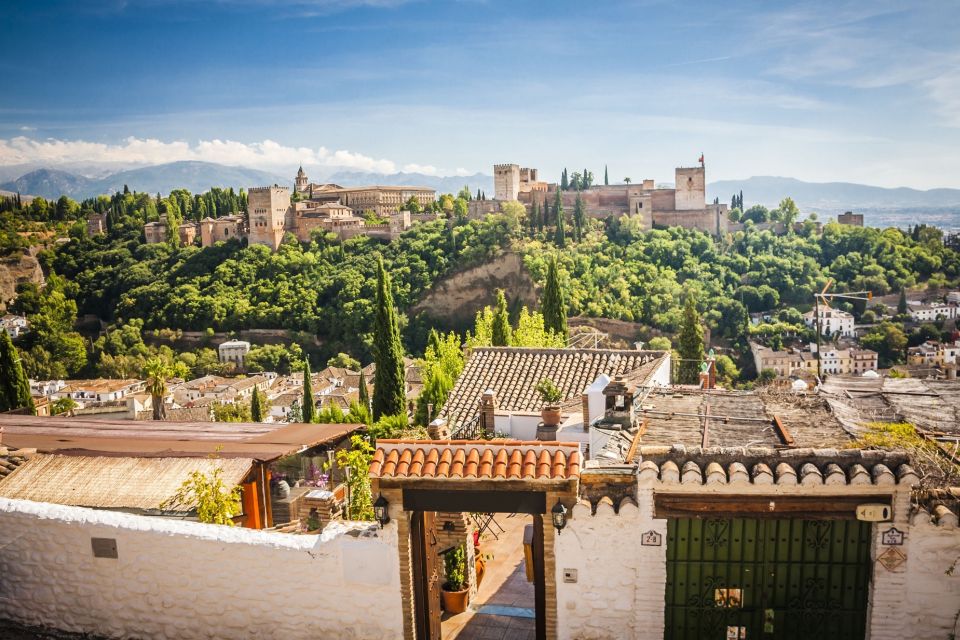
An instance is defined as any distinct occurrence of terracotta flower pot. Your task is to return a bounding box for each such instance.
[541,405,561,426]
[441,585,470,614]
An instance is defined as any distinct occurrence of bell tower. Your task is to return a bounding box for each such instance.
[295,166,309,195]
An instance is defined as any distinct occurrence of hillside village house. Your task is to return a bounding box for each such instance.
[803,306,855,337]
[217,339,251,368]
[52,378,145,405]
[0,314,28,338]
[908,300,958,322]
[171,374,274,407]
[750,341,878,378]
[908,340,960,366]
[0,346,958,640]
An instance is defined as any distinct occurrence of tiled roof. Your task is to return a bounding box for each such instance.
[0,446,31,481]
[369,439,582,481]
[441,347,668,428]
[635,445,917,487]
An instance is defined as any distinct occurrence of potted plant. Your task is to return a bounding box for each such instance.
[441,544,469,614]
[536,378,563,426]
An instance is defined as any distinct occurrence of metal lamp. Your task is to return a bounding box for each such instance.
[551,500,568,534]
[373,494,390,527]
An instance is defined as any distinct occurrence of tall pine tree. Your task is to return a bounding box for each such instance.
[372,255,407,419]
[677,295,705,384]
[0,330,34,414]
[553,189,566,248]
[542,256,568,341]
[492,289,512,346]
[302,360,315,423]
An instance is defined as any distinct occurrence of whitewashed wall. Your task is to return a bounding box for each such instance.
[0,497,403,640]
[554,487,667,640]
[866,505,960,640]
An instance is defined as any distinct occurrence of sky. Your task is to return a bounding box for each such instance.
[2,0,959,188]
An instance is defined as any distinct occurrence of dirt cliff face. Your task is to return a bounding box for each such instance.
[411,252,538,324]
[0,254,45,311]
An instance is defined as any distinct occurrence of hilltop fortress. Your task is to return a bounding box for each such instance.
[146,168,438,250]
[490,161,728,235]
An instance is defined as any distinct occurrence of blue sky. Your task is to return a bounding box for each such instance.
[2,0,959,188]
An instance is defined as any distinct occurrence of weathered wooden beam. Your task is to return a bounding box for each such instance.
[653,492,891,520]
[772,415,795,446]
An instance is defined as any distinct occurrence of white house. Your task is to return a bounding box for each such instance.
[218,340,251,367]
[0,315,28,339]
[909,302,957,323]
[803,307,855,337]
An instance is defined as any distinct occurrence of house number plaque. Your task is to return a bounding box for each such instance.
[641,530,662,546]
[881,527,904,546]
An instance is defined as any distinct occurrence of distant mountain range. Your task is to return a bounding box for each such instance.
[707,176,960,212]
[0,163,495,201]
[0,162,287,200]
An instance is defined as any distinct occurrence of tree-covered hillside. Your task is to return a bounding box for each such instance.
[4,187,959,380]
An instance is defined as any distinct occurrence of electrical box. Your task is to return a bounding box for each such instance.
[856,504,892,522]
[563,568,578,583]
[91,537,118,559]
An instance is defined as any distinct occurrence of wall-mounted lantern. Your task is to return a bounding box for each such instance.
[374,494,390,527]
[551,500,568,534]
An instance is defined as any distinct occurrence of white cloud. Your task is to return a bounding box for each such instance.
[401,163,439,175]
[0,136,400,173]
[18,126,36,132]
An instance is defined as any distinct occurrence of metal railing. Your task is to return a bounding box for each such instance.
[450,415,483,440]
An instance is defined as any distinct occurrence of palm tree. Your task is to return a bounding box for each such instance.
[144,357,172,420]
[623,177,632,184]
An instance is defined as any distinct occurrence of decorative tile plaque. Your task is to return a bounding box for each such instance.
[877,547,906,571]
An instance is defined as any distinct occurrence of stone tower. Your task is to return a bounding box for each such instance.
[295,166,308,195]
[248,186,291,251]
[493,163,521,201]
[674,166,706,211]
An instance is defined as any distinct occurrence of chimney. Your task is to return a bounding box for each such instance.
[428,417,450,440]
[480,390,497,437]
[601,376,636,429]
[946,364,957,380]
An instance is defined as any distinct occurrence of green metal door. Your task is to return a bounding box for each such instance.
[665,518,872,640]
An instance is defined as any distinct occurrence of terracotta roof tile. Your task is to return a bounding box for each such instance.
[440,347,668,428]
[369,440,582,481]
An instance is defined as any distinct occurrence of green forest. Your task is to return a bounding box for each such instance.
[2,187,958,382]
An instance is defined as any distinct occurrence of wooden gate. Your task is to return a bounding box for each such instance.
[665,518,872,640]
[412,511,442,640]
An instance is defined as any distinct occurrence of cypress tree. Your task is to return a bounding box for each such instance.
[561,169,569,191]
[492,289,512,346]
[897,288,908,315]
[604,165,609,186]
[0,330,34,414]
[251,388,263,422]
[302,360,315,423]
[553,188,566,248]
[358,370,370,411]
[677,295,705,384]
[372,255,407,419]
[540,198,548,232]
[573,192,586,242]
[542,255,568,340]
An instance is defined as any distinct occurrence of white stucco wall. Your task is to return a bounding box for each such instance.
[555,487,667,640]
[0,497,404,640]
[902,518,960,639]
